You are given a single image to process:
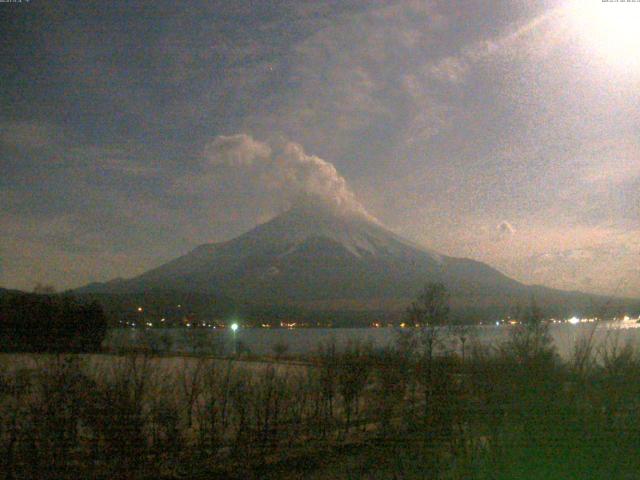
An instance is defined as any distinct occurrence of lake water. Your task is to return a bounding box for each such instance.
[105,321,640,360]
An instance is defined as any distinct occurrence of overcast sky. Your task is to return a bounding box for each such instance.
[1,0,639,297]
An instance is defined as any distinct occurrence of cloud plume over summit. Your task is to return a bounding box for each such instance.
[202,134,377,223]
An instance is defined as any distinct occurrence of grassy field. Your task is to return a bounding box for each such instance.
[1,322,640,479]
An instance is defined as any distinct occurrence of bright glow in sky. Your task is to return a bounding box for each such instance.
[569,0,640,70]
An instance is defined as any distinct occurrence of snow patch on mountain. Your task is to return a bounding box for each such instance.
[250,205,443,262]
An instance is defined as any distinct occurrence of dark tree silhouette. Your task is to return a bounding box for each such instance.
[0,292,107,352]
[407,282,450,361]
[406,282,452,442]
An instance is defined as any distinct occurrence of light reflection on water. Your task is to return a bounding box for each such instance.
[106,321,640,360]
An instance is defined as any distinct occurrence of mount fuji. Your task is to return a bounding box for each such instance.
[77,205,634,319]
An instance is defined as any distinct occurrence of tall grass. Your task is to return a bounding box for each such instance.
[1,325,640,478]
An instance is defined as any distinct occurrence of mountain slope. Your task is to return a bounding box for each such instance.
[77,205,637,317]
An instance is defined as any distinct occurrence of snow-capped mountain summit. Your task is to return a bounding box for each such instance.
[232,203,443,261]
[79,205,522,306]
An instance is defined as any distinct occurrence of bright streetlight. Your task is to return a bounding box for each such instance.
[230,322,239,355]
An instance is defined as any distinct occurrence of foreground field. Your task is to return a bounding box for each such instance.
[2,323,640,479]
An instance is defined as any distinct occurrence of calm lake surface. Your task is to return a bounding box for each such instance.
[105,322,640,360]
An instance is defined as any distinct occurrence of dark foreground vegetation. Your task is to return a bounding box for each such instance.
[1,313,639,479]
[0,292,107,352]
